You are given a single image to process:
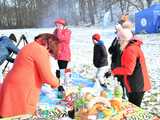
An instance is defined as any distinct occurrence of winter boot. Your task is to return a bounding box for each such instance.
[57,85,65,99]
[68,109,75,119]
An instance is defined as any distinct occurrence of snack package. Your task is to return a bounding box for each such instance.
[36,105,68,119]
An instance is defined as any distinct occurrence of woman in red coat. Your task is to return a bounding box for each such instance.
[112,26,151,107]
[0,33,59,117]
[53,18,71,80]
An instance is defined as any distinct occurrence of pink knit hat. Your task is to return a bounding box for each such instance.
[54,18,66,25]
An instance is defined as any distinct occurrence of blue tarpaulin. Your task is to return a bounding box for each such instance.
[40,72,94,106]
[135,4,160,33]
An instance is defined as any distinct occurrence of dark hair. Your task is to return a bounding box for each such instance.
[9,33,17,42]
[34,33,58,41]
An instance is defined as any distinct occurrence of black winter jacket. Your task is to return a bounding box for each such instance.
[108,37,124,84]
[93,41,108,68]
[108,37,122,69]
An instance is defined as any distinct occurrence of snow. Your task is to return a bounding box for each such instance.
[0,27,160,116]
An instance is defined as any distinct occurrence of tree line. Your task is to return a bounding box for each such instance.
[0,0,156,29]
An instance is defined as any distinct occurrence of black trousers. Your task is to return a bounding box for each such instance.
[58,60,68,69]
[56,60,69,79]
[128,91,145,107]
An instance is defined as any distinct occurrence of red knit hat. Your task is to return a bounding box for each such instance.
[54,18,66,25]
[92,33,100,41]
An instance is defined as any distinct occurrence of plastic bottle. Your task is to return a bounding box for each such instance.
[64,68,72,90]
[60,69,65,86]
[113,78,123,99]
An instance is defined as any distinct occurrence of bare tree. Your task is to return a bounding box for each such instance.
[79,0,86,23]
[58,0,64,18]
[0,0,151,29]
[87,0,95,25]
[146,0,153,7]
[125,0,144,11]
[119,0,124,14]
[109,1,114,22]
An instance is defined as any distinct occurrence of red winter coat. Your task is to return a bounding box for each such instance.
[0,41,59,117]
[54,28,71,61]
[112,37,151,93]
[0,83,1,95]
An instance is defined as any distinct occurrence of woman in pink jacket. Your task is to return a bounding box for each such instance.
[0,33,59,118]
[53,18,71,79]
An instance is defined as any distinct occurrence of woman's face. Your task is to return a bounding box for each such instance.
[48,39,59,58]
[56,23,64,29]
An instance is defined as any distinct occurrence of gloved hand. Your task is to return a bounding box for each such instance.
[104,71,112,78]
[58,85,65,92]
[56,70,60,79]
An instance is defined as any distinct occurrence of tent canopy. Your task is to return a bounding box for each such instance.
[135,4,160,34]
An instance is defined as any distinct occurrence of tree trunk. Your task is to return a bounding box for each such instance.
[146,0,153,8]
[109,2,113,22]
[58,0,64,17]
[79,0,86,23]
[87,0,95,25]
[120,0,124,15]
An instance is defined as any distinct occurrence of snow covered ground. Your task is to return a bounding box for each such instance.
[0,27,160,116]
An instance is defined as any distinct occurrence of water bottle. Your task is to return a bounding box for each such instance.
[113,78,123,99]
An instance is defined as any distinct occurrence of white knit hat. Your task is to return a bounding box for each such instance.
[117,28,133,41]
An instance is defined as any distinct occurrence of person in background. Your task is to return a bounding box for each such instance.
[111,27,151,107]
[53,18,71,84]
[92,33,108,88]
[0,33,59,118]
[118,13,129,25]
[0,34,19,83]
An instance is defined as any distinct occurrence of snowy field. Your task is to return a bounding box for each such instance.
[0,27,160,116]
